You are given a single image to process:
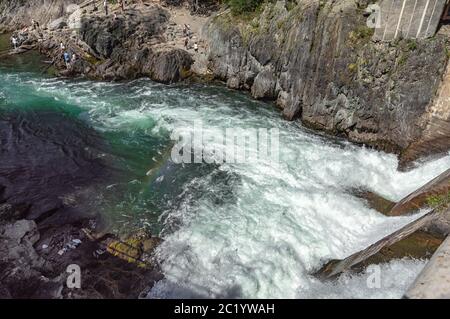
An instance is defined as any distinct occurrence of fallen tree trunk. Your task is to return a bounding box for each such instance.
[388,168,450,216]
[0,45,36,59]
[315,208,445,279]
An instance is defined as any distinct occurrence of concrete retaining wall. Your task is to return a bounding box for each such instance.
[373,0,448,41]
[405,235,450,298]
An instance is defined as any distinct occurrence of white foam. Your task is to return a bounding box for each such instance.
[3,74,448,298]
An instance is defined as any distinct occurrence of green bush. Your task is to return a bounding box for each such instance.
[426,191,450,211]
[227,0,265,14]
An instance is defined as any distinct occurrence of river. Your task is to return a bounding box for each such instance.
[1,38,449,298]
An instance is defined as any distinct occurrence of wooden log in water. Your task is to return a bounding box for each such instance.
[315,208,445,279]
[388,168,450,216]
[0,45,36,59]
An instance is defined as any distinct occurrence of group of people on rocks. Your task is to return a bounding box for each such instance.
[103,0,142,16]
[183,24,199,53]
[9,31,27,50]
[9,18,42,51]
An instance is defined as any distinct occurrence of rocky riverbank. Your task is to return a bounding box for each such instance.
[3,0,449,169]
[1,0,450,299]
[3,1,195,83]
[203,0,450,170]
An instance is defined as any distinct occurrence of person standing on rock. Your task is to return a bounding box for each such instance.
[103,0,109,16]
[119,0,125,12]
[194,42,198,53]
[31,19,39,30]
[187,24,192,38]
[63,51,71,69]
[11,36,18,50]
[184,37,189,49]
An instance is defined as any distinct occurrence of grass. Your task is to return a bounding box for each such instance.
[427,191,450,211]
[348,63,358,73]
[348,26,375,46]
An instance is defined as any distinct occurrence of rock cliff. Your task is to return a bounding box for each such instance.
[1,1,193,83]
[0,0,83,32]
[204,0,450,168]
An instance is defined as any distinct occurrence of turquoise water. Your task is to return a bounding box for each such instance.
[1,47,450,298]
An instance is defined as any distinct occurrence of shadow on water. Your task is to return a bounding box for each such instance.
[0,45,241,236]
[0,109,115,225]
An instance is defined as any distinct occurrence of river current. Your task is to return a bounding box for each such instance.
[1,44,449,298]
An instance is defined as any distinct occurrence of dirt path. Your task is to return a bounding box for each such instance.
[163,6,210,75]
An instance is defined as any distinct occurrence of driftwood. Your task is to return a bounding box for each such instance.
[388,168,450,216]
[0,45,36,59]
[316,208,444,279]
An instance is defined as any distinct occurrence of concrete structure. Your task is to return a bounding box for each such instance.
[405,236,450,298]
[373,0,448,41]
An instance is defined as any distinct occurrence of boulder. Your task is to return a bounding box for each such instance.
[251,69,277,100]
[144,49,193,84]
[48,17,67,31]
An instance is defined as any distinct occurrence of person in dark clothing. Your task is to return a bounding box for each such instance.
[103,0,109,15]
[31,19,40,30]
[63,51,71,68]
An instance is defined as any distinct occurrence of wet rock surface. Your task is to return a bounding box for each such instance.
[0,111,162,299]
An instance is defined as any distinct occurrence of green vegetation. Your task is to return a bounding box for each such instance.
[348,26,374,46]
[398,53,408,66]
[226,0,267,14]
[445,46,450,59]
[406,39,417,51]
[348,63,358,73]
[426,191,450,211]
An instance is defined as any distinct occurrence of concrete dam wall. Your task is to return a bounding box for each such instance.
[373,0,448,41]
